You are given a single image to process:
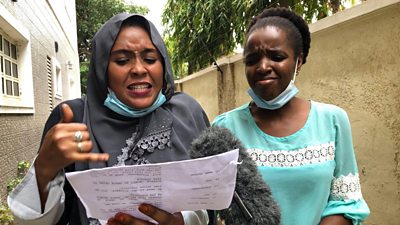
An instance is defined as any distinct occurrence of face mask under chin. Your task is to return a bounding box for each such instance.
[104,88,166,117]
[247,58,299,110]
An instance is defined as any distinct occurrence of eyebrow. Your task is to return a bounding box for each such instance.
[245,48,287,57]
[110,48,159,56]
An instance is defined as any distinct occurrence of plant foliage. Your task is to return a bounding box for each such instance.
[76,0,148,93]
[162,0,355,78]
[1,160,31,225]
[0,204,14,225]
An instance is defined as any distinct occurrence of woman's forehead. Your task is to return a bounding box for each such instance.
[112,26,155,48]
[246,27,289,49]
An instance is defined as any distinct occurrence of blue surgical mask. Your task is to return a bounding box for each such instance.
[248,58,299,110]
[104,88,166,118]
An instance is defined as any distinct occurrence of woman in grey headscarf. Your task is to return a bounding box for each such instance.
[8,14,210,225]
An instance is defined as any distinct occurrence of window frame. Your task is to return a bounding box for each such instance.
[0,4,34,114]
[51,57,63,100]
[1,34,20,98]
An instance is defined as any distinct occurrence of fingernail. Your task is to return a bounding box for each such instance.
[139,204,149,213]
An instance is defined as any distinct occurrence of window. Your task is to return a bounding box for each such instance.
[1,36,20,97]
[51,57,63,100]
[0,4,34,114]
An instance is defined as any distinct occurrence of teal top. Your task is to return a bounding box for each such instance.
[212,101,370,225]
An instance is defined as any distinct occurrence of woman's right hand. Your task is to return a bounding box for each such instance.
[34,103,109,209]
[107,203,184,225]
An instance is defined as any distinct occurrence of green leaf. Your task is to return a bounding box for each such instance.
[76,0,149,94]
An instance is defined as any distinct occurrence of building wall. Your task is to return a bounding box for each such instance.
[299,2,400,224]
[0,0,80,200]
[176,66,220,121]
[176,0,400,224]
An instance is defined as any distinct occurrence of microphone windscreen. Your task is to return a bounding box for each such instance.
[190,126,280,225]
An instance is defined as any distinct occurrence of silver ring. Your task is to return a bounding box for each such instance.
[74,131,83,142]
[77,142,83,153]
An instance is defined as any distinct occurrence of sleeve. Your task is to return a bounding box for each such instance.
[7,99,83,225]
[321,108,370,224]
[182,210,209,225]
[169,93,210,133]
[187,94,210,129]
[7,162,66,225]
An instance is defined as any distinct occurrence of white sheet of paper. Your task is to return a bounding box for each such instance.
[65,149,239,222]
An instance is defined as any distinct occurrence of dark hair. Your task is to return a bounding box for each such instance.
[245,7,310,64]
[121,15,150,32]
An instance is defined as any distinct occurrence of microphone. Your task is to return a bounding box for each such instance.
[190,126,281,225]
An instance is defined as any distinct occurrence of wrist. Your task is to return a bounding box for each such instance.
[34,157,58,188]
[173,212,184,225]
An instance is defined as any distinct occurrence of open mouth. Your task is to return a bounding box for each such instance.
[126,83,153,97]
[127,83,151,90]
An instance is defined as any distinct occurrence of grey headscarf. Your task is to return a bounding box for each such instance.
[80,14,182,168]
[62,14,209,224]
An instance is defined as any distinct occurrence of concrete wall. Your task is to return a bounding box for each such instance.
[0,0,80,200]
[176,66,220,121]
[175,0,400,224]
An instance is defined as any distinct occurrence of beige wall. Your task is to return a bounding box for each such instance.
[299,1,400,224]
[176,67,220,120]
[175,0,400,224]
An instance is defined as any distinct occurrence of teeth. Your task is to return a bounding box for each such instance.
[128,84,149,90]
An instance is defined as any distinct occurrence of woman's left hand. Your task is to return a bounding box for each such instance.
[107,203,184,225]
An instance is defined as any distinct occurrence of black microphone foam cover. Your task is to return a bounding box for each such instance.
[190,126,281,225]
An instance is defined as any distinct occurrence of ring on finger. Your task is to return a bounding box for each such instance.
[74,131,83,142]
[77,142,83,153]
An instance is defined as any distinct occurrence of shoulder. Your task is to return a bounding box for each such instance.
[166,92,210,125]
[311,101,350,123]
[167,92,209,116]
[212,103,250,126]
[312,101,347,116]
[168,92,202,108]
